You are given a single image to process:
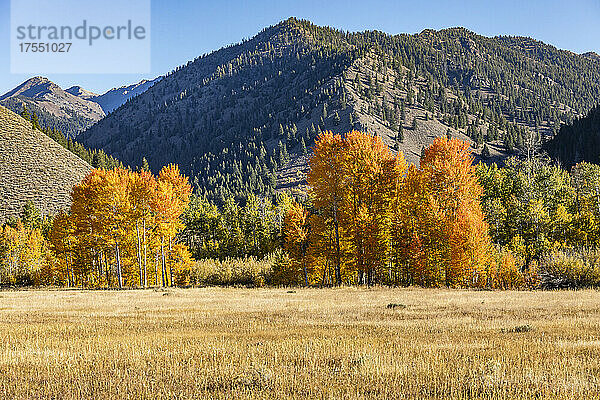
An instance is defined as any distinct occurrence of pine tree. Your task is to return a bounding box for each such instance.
[482,143,491,159]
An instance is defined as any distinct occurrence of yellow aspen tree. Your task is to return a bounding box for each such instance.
[307,131,346,285]
[412,137,492,287]
[154,164,192,287]
[48,211,75,286]
[129,170,157,287]
[283,201,310,285]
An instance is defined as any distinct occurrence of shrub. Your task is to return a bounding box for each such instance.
[270,249,302,286]
[488,249,525,289]
[539,249,600,289]
[185,254,276,287]
[486,248,538,290]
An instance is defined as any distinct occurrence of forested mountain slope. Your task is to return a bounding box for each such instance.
[0,105,91,223]
[79,18,600,203]
[545,105,600,167]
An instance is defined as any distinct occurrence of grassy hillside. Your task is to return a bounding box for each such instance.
[79,18,600,202]
[0,105,91,223]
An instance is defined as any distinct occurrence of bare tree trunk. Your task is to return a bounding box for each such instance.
[168,237,173,287]
[98,251,103,285]
[136,222,143,287]
[303,260,308,286]
[160,237,166,287]
[155,249,160,286]
[63,238,71,287]
[333,203,342,286]
[65,253,70,287]
[104,251,110,287]
[143,219,147,287]
[91,249,96,284]
[115,241,123,289]
[97,249,103,281]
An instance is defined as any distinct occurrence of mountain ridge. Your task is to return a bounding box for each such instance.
[78,18,600,202]
[0,77,105,137]
[0,76,159,137]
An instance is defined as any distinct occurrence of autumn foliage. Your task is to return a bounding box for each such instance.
[285,131,498,287]
[46,165,192,288]
[0,132,537,289]
[395,138,492,287]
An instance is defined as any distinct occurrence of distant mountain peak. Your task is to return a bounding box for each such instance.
[91,78,160,114]
[0,76,59,101]
[65,85,98,100]
[23,76,50,85]
[0,76,158,136]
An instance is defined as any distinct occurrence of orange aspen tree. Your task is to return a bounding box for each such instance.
[401,137,492,287]
[72,168,134,288]
[48,211,75,286]
[154,164,192,286]
[340,131,405,284]
[129,170,157,287]
[49,166,192,288]
[397,165,447,286]
[102,169,133,288]
[71,170,108,286]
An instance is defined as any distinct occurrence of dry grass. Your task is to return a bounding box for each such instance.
[0,104,91,224]
[1,287,600,399]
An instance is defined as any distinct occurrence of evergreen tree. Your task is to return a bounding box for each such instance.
[481,143,491,159]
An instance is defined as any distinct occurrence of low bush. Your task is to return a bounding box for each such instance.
[486,248,538,290]
[183,254,277,287]
[539,249,600,289]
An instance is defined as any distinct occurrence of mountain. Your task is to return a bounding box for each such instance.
[65,85,98,100]
[0,77,159,138]
[89,78,160,114]
[78,18,600,203]
[0,77,105,138]
[0,104,91,223]
[545,105,600,168]
[582,52,600,62]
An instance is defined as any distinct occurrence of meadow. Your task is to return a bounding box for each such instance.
[1,287,600,399]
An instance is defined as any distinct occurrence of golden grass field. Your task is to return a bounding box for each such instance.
[1,287,600,399]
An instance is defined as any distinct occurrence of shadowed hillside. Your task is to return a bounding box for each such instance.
[545,105,600,168]
[0,105,91,223]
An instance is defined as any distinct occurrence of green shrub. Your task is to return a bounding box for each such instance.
[269,249,301,286]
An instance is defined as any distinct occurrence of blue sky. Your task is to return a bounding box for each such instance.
[1,0,599,94]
